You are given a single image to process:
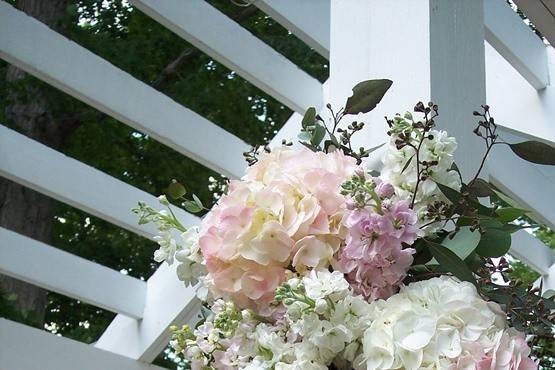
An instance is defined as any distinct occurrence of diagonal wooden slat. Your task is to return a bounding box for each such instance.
[0,319,168,370]
[0,125,199,239]
[129,0,323,114]
[0,1,248,178]
[0,227,146,318]
[253,0,330,58]
[484,0,548,90]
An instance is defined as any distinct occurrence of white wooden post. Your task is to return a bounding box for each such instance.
[329,0,485,179]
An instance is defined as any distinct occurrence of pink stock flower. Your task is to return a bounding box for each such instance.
[339,199,420,301]
[198,147,359,310]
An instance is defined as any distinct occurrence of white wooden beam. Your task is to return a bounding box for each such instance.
[509,230,555,276]
[487,128,555,230]
[129,0,323,114]
[486,43,555,146]
[329,0,485,179]
[0,319,168,370]
[253,0,330,58]
[0,227,146,318]
[248,1,548,93]
[0,2,247,178]
[0,125,199,239]
[484,0,549,90]
[543,263,555,293]
[95,263,201,362]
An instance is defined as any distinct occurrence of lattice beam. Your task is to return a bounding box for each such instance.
[0,319,168,370]
[0,227,146,318]
[130,0,323,114]
[0,2,247,178]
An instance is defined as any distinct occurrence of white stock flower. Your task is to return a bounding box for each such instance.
[303,269,350,300]
[381,128,461,233]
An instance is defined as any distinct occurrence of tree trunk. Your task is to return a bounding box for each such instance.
[0,0,70,325]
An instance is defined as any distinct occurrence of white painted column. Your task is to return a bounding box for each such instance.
[329,0,485,179]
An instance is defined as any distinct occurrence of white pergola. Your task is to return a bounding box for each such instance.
[1,1,555,369]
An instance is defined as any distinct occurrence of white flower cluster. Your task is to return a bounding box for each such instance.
[360,276,534,370]
[170,270,536,370]
[172,270,374,369]
[134,196,206,287]
[380,113,461,230]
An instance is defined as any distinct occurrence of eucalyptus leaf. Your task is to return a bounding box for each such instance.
[301,107,316,128]
[495,207,527,223]
[509,141,555,165]
[310,124,326,146]
[183,200,202,213]
[344,79,393,115]
[192,194,204,209]
[475,228,512,257]
[167,181,187,199]
[297,131,311,142]
[441,227,481,260]
[467,178,494,197]
[427,241,476,284]
[436,183,461,204]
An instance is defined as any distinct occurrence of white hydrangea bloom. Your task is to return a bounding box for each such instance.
[361,276,508,370]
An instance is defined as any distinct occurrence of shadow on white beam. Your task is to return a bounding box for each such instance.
[0,2,247,178]
[0,319,168,370]
[129,0,323,114]
[253,0,330,58]
[95,263,200,362]
[0,125,199,239]
[0,227,146,318]
[484,0,548,90]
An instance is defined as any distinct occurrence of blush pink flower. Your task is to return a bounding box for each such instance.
[478,329,537,370]
[339,198,420,301]
[199,147,359,311]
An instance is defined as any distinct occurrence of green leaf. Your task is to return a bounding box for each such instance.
[183,200,202,213]
[167,181,186,199]
[192,194,204,209]
[436,183,461,204]
[344,79,393,115]
[297,131,311,142]
[501,223,526,233]
[441,227,481,260]
[509,141,555,165]
[467,178,494,197]
[427,241,476,284]
[301,107,316,128]
[495,207,527,223]
[310,124,326,146]
[491,188,520,208]
[401,155,414,174]
[475,228,512,257]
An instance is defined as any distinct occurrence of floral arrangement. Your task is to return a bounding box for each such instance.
[135,79,555,369]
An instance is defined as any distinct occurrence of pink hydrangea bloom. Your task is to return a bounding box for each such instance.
[199,147,359,310]
[339,198,419,301]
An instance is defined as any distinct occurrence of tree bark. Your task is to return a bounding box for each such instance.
[0,0,70,325]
